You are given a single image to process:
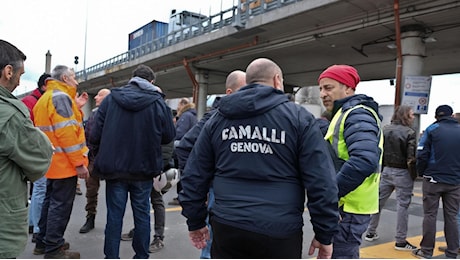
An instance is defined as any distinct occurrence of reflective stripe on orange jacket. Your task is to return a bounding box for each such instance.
[33,79,88,179]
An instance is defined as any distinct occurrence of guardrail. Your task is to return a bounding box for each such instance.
[76,0,301,80]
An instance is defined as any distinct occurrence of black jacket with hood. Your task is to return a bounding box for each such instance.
[179,84,339,244]
[90,76,176,181]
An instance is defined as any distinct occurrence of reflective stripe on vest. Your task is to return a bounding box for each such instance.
[325,104,383,214]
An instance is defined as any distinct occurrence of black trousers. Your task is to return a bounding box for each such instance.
[211,219,302,258]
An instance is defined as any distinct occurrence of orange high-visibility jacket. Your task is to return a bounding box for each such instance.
[33,79,88,179]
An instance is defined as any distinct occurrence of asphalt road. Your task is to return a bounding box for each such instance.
[18,178,454,259]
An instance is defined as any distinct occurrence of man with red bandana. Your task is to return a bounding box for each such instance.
[319,65,383,259]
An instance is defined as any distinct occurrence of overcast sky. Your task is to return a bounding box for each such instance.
[2,0,459,130]
[3,0,235,92]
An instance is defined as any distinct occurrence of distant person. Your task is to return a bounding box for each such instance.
[319,64,383,258]
[22,72,50,121]
[75,91,89,198]
[169,97,197,206]
[79,88,111,234]
[21,72,51,242]
[32,65,88,259]
[175,70,247,259]
[413,105,460,259]
[0,39,53,259]
[365,105,417,251]
[90,64,175,258]
[180,58,339,258]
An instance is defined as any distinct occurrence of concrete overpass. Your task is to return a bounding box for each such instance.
[76,0,460,116]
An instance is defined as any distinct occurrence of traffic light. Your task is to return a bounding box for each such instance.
[74,56,79,65]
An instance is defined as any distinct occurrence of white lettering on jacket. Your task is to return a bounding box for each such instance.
[222,125,286,154]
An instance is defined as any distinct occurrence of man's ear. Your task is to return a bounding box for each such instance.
[345,86,355,95]
[2,64,13,80]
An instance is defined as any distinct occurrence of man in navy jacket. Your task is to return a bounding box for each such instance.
[179,58,339,258]
[414,105,460,259]
[90,64,175,259]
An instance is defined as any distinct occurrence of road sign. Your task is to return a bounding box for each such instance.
[401,76,432,114]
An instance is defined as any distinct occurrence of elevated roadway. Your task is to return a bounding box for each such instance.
[76,0,460,103]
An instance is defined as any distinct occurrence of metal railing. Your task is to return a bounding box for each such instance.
[76,0,302,80]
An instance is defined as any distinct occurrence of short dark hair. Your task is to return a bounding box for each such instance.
[132,64,155,82]
[37,73,51,88]
[0,39,27,73]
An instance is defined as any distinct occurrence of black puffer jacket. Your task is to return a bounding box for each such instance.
[382,120,417,179]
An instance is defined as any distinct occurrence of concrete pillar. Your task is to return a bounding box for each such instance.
[45,50,52,73]
[195,70,209,120]
[399,25,426,137]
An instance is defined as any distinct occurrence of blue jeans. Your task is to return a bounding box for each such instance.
[30,176,47,233]
[333,209,370,259]
[104,179,152,259]
[200,187,214,259]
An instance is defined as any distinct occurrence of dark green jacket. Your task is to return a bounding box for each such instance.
[0,86,53,258]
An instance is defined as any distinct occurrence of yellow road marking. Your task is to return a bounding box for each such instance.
[165,206,182,212]
[413,192,423,197]
[361,231,446,259]
[161,194,450,259]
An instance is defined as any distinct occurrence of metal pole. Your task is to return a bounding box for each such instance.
[83,0,89,79]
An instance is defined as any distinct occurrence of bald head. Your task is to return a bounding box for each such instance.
[245,58,284,91]
[225,70,246,95]
[95,88,111,106]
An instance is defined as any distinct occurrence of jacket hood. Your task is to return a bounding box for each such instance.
[218,84,289,119]
[111,78,163,111]
[332,94,382,120]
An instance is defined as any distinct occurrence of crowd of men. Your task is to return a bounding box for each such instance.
[1,38,460,259]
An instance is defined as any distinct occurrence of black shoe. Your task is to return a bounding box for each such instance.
[32,233,38,243]
[79,215,95,233]
[412,248,432,259]
[76,187,83,195]
[438,246,460,254]
[395,241,417,251]
[121,229,134,241]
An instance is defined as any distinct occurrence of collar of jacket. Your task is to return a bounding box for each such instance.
[46,79,77,98]
[177,103,195,117]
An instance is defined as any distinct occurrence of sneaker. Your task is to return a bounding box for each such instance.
[412,248,432,259]
[44,248,80,259]
[76,187,83,195]
[121,229,134,241]
[149,238,164,253]
[395,241,417,251]
[364,232,379,242]
[168,197,180,206]
[34,242,70,255]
